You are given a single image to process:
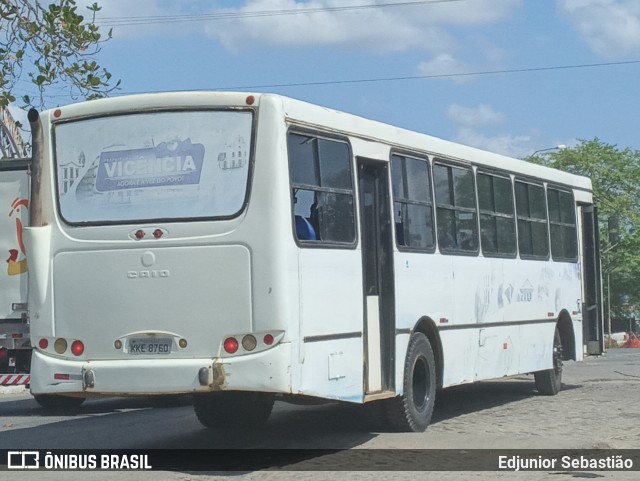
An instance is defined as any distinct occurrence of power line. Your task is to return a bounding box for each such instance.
[94,0,466,27]
[22,59,640,101]
[168,59,640,91]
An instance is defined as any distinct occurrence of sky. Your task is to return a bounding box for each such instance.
[9,0,640,159]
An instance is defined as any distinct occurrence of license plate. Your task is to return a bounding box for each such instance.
[127,337,172,355]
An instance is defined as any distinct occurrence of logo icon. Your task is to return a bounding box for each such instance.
[8,451,40,469]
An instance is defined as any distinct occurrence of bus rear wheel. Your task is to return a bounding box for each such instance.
[193,392,275,429]
[385,332,436,432]
[534,327,563,395]
[33,394,85,409]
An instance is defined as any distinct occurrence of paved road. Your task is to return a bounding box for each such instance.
[1,348,639,480]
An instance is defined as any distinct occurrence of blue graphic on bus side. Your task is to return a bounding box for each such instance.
[95,139,205,192]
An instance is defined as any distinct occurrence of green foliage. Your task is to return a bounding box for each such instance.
[527,139,640,320]
[0,0,119,109]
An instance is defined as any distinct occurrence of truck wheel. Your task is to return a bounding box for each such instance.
[33,394,85,409]
[193,392,274,429]
[385,332,436,432]
[534,327,563,395]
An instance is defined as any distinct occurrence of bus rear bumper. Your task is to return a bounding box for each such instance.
[29,345,291,396]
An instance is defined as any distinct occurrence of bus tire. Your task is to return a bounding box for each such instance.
[193,392,275,429]
[534,327,563,395]
[385,332,436,432]
[33,394,85,409]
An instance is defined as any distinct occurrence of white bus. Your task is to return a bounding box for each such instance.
[24,92,603,431]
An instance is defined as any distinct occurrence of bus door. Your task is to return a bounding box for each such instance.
[357,158,395,394]
[580,204,604,355]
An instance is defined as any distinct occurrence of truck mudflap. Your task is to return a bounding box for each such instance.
[0,373,30,385]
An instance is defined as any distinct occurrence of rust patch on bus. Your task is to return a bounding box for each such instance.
[209,362,227,390]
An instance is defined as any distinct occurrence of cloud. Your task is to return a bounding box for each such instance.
[200,0,522,53]
[446,103,533,158]
[446,103,506,126]
[89,0,188,39]
[416,54,474,82]
[558,0,640,57]
[454,128,533,158]
[206,0,446,53]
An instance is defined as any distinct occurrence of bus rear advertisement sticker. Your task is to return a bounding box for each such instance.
[95,139,205,192]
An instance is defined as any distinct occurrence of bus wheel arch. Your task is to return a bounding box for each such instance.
[534,317,570,396]
[412,317,444,388]
[385,331,436,432]
[556,310,576,361]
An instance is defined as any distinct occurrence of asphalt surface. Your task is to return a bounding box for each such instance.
[0,348,639,480]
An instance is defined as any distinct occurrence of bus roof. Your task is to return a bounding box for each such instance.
[45,91,593,193]
[275,93,592,193]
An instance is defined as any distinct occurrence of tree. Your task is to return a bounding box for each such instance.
[527,139,640,323]
[0,0,119,110]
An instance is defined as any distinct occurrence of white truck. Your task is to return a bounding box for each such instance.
[0,158,31,385]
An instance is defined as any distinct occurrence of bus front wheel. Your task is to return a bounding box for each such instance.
[385,332,436,432]
[534,327,563,395]
[193,392,275,429]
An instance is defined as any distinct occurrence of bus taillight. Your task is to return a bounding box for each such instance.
[220,331,284,357]
[38,339,49,350]
[223,337,239,354]
[71,340,84,356]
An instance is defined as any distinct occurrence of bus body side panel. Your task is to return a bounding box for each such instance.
[394,250,582,388]
[296,248,365,402]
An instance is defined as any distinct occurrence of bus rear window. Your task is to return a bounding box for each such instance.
[55,110,253,224]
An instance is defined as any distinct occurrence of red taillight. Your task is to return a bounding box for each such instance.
[153,229,163,239]
[263,334,274,346]
[54,373,70,380]
[135,229,145,240]
[246,95,255,106]
[223,337,239,354]
[71,340,84,356]
[38,339,49,349]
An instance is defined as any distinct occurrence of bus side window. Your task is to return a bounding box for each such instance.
[547,187,578,262]
[390,154,435,251]
[515,180,549,259]
[477,172,516,257]
[433,161,479,254]
[288,133,356,245]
